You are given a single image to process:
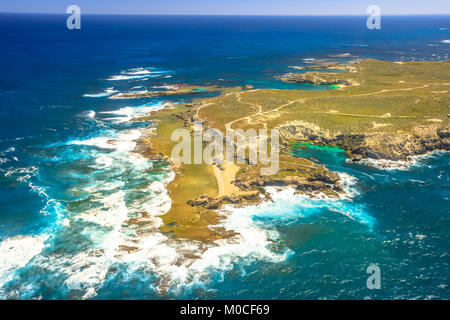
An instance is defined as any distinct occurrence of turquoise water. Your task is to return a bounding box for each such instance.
[201,147,449,299]
[0,14,449,299]
[291,142,347,154]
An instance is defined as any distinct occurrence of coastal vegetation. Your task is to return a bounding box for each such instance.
[137,59,449,241]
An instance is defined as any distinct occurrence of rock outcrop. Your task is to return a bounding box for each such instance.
[279,120,450,161]
[187,167,343,210]
[187,191,261,210]
[279,72,357,87]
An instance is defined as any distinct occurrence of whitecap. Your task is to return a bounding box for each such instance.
[124,68,153,75]
[85,110,96,118]
[359,150,448,171]
[107,74,154,81]
[3,166,38,179]
[69,129,142,152]
[122,67,173,76]
[99,101,169,123]
[83,88,118,98]
[107,68,173,81]
[0,235,48,290]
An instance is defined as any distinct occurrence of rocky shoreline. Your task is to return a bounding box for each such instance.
[109,85,221,100]
[279,120,450,162]
[279,71,360,88]
[136,58,450,241]
[186,156,345,211]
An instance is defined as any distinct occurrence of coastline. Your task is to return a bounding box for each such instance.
[135,58,449,245]
[1,13,450,300]
[6,57,441,297]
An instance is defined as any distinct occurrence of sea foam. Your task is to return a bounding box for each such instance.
[83,88,118,98]
[0,235,48,292]
[107,67,173,81]
[99,101,168,123]
[359,150,448,171]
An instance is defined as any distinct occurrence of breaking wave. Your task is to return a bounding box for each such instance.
[359,151,449,171]
[107,67,173,81]
[83,87,118,98]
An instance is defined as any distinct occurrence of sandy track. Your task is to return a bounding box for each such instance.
[212,162,240,197]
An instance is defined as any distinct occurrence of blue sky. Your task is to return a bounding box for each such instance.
[0,0,449,15]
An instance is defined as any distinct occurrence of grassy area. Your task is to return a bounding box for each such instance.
[137,59,449,241]
[198,59,449,136]
[138,105,221,241]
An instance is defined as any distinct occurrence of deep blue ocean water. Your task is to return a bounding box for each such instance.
[0,13,449,299]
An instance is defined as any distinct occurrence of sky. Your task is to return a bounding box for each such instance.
[0,0,449,15]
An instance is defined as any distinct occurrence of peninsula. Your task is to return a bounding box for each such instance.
[135,59,449,241]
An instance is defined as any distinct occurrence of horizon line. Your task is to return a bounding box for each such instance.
[1,11,450,17]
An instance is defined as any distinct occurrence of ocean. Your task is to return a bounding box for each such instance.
[0,13,448,299]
